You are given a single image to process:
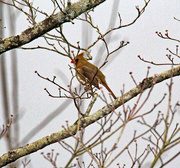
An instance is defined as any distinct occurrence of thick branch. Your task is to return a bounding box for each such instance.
[0,66,180,167]
[0,0,106,54]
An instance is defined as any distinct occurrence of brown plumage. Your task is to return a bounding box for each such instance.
[71,52,117,99]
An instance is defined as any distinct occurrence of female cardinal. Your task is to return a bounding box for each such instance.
[71,52,117,99]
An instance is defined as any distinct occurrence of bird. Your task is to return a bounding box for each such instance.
[71,52,117,99]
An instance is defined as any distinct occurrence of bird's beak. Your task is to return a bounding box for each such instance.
[71,60,74,63]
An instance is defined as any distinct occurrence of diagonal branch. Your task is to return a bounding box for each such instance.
[0,0,106,54]
[0,65,180,167]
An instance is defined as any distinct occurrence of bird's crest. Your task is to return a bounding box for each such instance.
[77,52,84,58]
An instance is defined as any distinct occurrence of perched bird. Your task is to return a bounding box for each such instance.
[71,52,117,99]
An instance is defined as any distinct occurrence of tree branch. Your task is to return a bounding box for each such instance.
[0,65,179,167]
[0,0,106,54]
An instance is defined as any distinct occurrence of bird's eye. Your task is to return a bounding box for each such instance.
[75,59,79,63]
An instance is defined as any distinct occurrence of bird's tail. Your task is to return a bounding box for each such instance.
[103,83,117,99]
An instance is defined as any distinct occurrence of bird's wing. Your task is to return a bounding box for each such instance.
[79,65,100,89]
